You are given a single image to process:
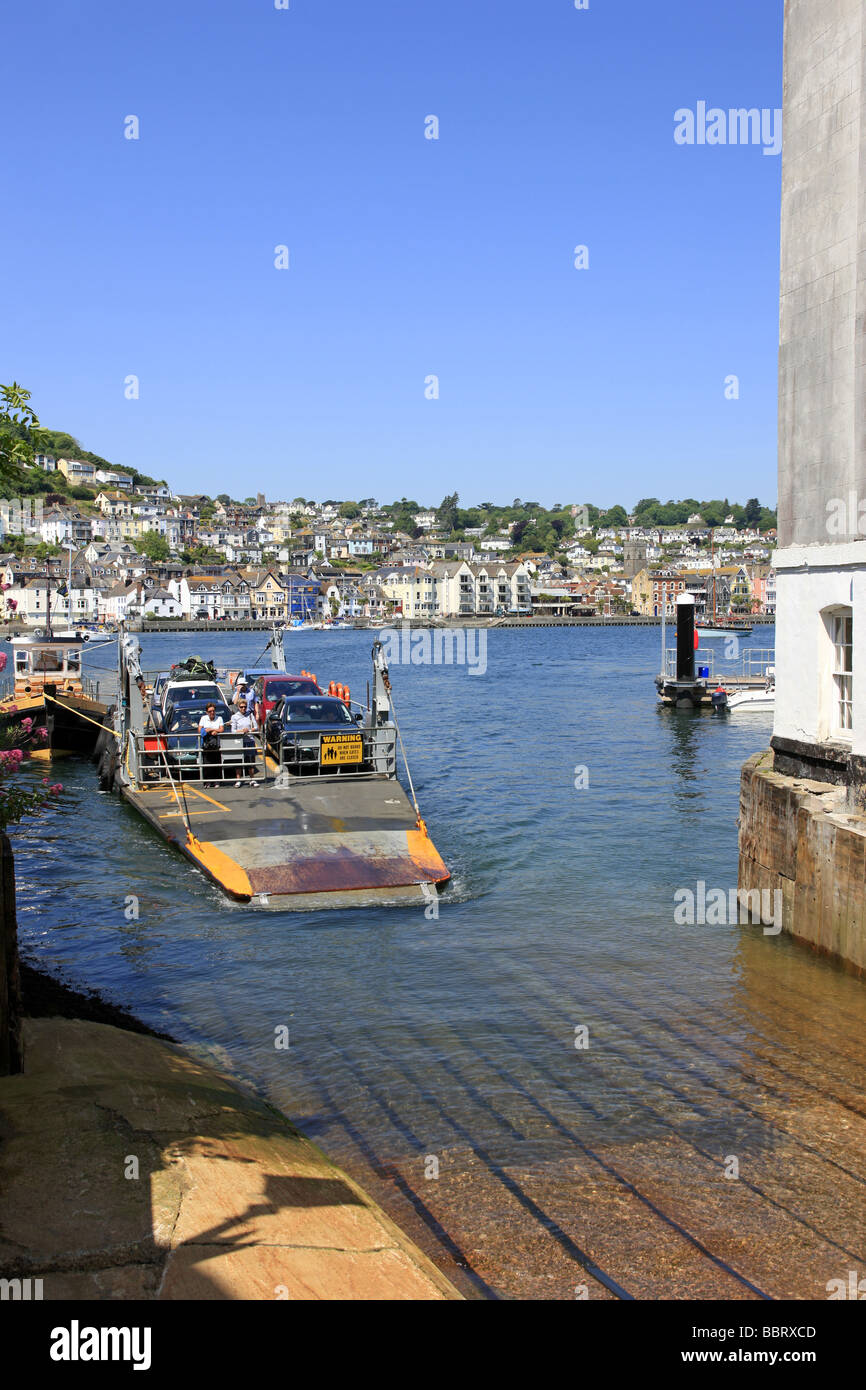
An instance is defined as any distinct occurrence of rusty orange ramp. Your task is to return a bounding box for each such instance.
[121,775,449,910]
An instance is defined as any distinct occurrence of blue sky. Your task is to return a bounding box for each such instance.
[1,0,783,509]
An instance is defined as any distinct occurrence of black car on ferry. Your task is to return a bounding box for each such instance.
[265,695,368,775]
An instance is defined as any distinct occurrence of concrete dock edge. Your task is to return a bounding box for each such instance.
[0,1016,462,1301]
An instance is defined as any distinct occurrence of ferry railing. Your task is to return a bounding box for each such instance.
[272,722,398,780]
[128,719,398,786]
[130,726,269,787]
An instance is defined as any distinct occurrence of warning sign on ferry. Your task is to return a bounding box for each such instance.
[320,733,364,765]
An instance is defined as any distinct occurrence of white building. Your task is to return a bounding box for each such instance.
[738,0,866,974]
[94,469,134,490]
[143,587,183,618]
[40,510,75,545]
[100,582,142,623]
[772,0,865,760]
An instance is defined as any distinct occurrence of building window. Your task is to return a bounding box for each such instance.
[832,609,853,737]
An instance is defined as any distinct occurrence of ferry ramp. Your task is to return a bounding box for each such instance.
[121,775,450,910]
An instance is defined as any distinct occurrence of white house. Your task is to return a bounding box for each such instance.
[94,469,134,490]
[40,510,75,545]
[100,582,142,623]
[142,587,182,618]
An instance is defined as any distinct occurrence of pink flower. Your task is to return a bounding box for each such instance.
[5,704,17,714]
[20,717,32,732]
[36,727,48,740]
[41,778,49,785]
[0,652,6,672]
[50,783,62,794]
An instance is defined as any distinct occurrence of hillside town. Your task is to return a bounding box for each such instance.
[0,452,777,626]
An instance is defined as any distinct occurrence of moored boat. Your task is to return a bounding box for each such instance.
[728,684,775,712]
[0,632,109,757]
[696,620,754,639]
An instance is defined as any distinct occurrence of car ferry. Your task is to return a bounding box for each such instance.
[100,628,450,911]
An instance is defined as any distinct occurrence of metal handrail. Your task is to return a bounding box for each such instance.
[129,718,399,785]
[665,646,718,679]
[664,646,775,680]
[741,648,776,676]
[131,726,268,786]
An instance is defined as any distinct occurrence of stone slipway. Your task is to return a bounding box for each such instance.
[0,1018,460,1301]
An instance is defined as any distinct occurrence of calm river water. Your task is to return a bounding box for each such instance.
[12,625,866,1299]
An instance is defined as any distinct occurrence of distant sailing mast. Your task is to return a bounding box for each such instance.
[697,528,752,637]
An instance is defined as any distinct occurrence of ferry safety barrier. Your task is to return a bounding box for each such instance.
[129,727,269,786]
[272,723,397,780]
[127,721,398,786]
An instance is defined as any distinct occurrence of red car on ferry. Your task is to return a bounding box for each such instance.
[248,672,322,724]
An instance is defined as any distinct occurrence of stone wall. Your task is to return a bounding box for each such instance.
[739,750,866,974]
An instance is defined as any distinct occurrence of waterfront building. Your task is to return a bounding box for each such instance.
[739,0,866,971]
[773,1,864,759]
[631,566,686,617]
[142,587,183,619]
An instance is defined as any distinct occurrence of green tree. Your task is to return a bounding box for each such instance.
[0,382,46,487]
[436,492,459,533]
[138,530,170,561]
[181,544,222,565]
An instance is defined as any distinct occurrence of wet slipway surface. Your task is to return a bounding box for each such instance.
[12,626,866,1299]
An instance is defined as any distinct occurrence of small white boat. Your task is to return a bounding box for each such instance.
[728,685,775,712]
